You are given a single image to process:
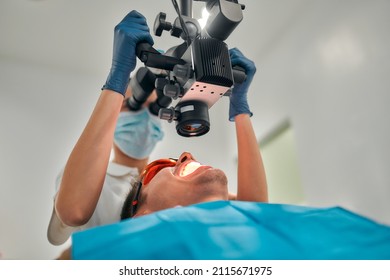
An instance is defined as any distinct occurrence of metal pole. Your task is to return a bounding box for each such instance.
[179,0,192,17]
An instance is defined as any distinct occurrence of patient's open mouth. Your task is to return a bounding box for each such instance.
[180,161,202,177]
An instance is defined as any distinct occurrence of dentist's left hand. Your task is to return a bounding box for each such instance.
[102,10,154,96]
[228,48,256,121]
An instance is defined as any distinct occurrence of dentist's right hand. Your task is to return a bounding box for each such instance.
[102,10,154,96]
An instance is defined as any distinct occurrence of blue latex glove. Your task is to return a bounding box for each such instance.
[228,48,256,121]
[102,10,154,96]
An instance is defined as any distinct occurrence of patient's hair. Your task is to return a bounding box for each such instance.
[121,180,144,220]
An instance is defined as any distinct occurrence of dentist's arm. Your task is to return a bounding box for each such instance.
[55,11,154,226]
[229,48,268,202]
[56,91,122,226]
[235,114,268,202]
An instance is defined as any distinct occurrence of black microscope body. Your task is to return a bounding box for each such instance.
[128,0,246,137]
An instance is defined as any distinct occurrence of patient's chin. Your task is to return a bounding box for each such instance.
[195,169,228,192]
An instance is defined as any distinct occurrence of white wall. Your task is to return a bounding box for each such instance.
[0,60,97,259]
[1,0,390,259]
[252,0,390,224]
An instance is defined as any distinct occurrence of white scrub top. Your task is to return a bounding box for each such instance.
[47,162,139,245]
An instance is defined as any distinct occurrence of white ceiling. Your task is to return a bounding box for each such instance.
[0,0,310,77]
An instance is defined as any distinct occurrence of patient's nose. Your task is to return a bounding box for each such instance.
[178,152,195,164]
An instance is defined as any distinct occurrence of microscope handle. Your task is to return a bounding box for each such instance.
[136,41,186,71]
[136,42,160,61]
[232,66,247,84]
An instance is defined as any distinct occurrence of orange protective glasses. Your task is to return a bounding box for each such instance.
[140,158,178,185]
[130,158,178,217]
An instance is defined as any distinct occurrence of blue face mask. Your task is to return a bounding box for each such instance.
[114,108,164,159]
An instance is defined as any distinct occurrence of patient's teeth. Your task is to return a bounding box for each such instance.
[180,162,202,176]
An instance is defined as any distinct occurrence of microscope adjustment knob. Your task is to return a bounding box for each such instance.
[170,25,183,38]
[154,12,172,37]
[155,77,169,90]
[159,107,176,122]
[163,83,181,99]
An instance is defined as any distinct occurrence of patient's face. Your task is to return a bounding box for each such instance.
[135,152,229,216]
